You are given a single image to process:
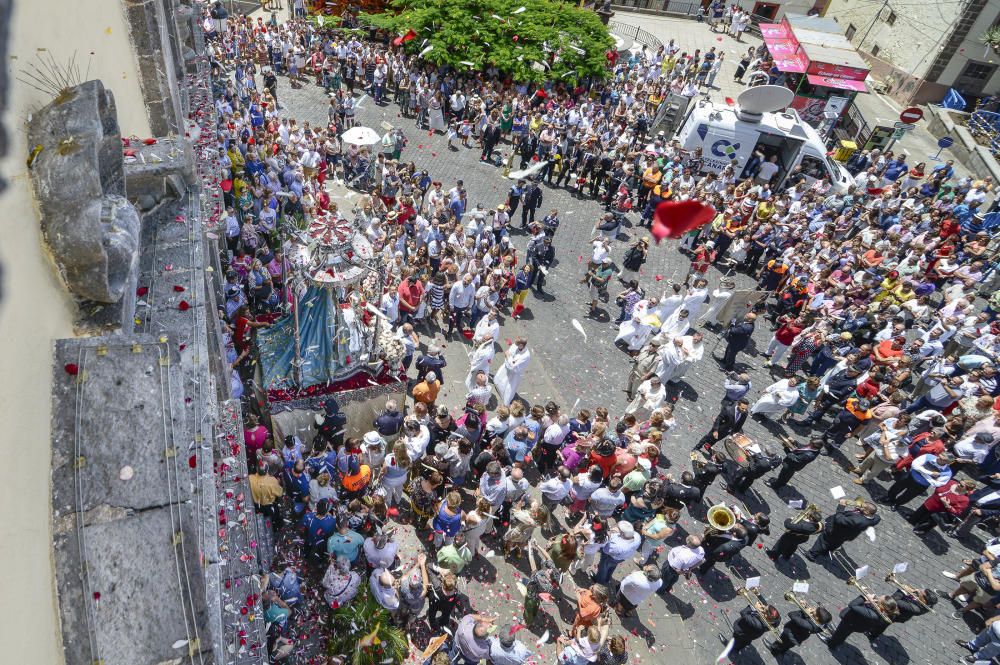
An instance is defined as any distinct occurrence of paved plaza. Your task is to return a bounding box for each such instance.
[264,19,986,665]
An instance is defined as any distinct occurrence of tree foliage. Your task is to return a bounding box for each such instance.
[360,0,615,83]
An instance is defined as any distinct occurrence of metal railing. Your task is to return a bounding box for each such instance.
[610,0,701,16]
[969,109,1000,157]
[609,20,665,50]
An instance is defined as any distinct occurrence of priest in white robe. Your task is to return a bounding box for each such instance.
[615,300,661,352]
[625,376,666,418]
[668,332,705,384]
[698,279,735,325]
[750,377,800,418]
[494,337,531,405]
[653,308,690,344]
[681,279,710,322]
[652,284,684,322]
[466,337,495,391]
[473,310,501,345]
[655,335,687,384]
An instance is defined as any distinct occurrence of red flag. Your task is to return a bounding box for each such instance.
[651,199,716,243]
[393,28,417,46]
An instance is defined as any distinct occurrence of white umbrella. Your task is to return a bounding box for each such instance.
[340,126,381,146]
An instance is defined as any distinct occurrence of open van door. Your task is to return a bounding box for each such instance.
[796,149,853,194]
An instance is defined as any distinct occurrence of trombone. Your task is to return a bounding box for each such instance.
[784,591,833,638]
[789,503,822,525]
[846,576,894,624]
[885,572,935,613]
[737,587,781,639]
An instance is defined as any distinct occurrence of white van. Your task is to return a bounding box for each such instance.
[674,86,853,194]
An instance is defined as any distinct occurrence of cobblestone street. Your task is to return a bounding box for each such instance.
[270,43,981,665]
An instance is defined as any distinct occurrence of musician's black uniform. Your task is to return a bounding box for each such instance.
[660,481,700,511]
[806,504,880,559]
[740,516,770,547]
[767,444,820,489]
[729,605,777,655]
[725,451,781,494]
[867,589,930,640]
[825,595,890,648]
[766,516,821,560]
[769,610,826,655]
[691,458,725,501]
[697,530,747,575]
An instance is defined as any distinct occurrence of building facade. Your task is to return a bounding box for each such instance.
[825,0,1000,105]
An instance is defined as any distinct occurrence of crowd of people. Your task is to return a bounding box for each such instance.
[204,3,1000,664]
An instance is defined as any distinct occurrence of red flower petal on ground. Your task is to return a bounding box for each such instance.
[178,300,191,311]
[136,286,149,296]
[188,454,197,469]
[92,591,101,601]
[64,363,79,375]
[143,138,157,145]
[173,285,186,292]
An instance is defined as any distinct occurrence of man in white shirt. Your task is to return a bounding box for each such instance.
[448,274,476,337]
[756,155,779,184]
[614,565,663,616]
[661,535,705,596]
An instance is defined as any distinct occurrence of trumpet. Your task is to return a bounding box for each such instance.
[846,577,894,624]
[737,587,781,638]
[884,572,935,613]
[784,591,833,637]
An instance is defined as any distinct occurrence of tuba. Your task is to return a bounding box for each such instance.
[705,504,737,537]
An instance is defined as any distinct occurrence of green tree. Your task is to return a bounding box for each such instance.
[361,0,614,83]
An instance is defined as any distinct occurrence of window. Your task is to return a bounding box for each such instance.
[886,10,897,25]
[871,44,881,57]
[845,23,856,39]
[962,62,996,80]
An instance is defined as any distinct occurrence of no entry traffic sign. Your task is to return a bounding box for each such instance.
[899,107,924,124]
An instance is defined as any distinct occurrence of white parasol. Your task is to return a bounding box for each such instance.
[340,125,381,146]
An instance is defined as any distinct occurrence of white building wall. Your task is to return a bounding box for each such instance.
[937,2,1000,94]
[824,0,963,80]
[0,1,152,663]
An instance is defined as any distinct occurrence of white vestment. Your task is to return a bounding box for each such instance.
[655,338,686,383]
[656,309,690,342]
[466,343,495,391]
[615,300,656,351]
[669,336,705,383]
[474,317,500,344]
[652,293,683,322]
[625,379,666,416]
[750,379,800,415]
[699,288,733,323]
[494,346,531,405]
[681,287,709,322]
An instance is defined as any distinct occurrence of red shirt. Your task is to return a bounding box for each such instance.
[923,480,970,516]
[774,321,804,345]
[397,278,424,312]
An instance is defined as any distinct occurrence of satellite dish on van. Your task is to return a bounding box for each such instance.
[737,86,795,115]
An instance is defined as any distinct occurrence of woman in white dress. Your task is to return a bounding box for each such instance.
[625,376,666,418]
[428,92,446,133]
[494,337,531,405]
[750,377,800,419]
[466,337,495,391]
[462,496,494,557]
